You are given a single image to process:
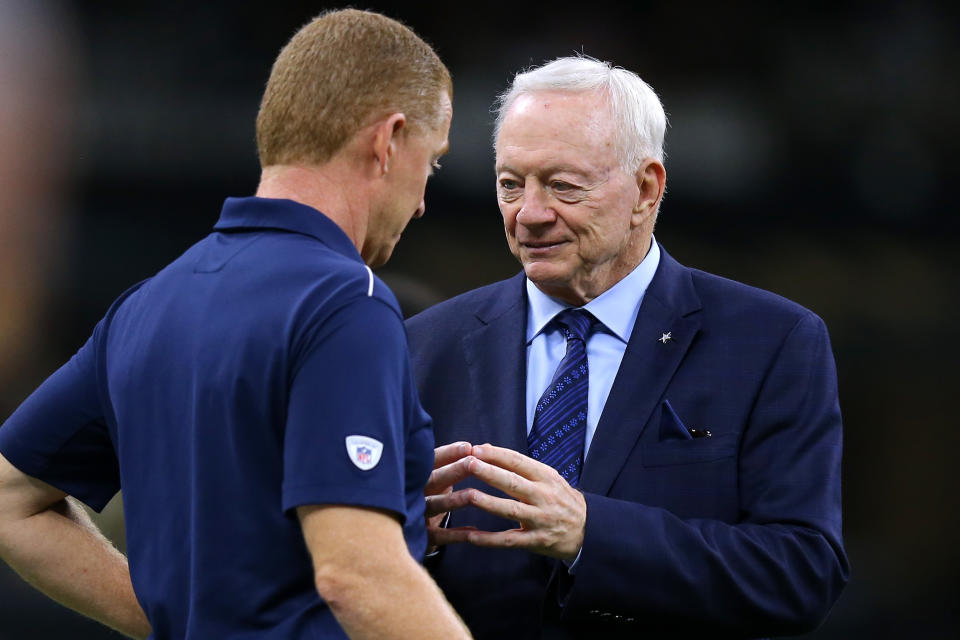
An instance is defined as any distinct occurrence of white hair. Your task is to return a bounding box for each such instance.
[493,55,667,171]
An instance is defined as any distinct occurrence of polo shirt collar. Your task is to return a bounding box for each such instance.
[214,196,362,262]
[526,237,661,343]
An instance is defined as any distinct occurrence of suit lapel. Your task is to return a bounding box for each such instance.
[461,273,529,452]
[580,247,703,495]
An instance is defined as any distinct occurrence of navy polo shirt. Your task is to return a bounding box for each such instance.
[0,197,434,638]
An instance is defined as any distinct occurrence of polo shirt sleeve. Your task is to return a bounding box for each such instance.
[282,295,414,520]
[0,327,120,512]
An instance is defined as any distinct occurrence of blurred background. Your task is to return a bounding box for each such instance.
[0,0,956,637]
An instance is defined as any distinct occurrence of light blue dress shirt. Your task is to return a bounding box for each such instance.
[525,239,660,571]
[524,239,661,458]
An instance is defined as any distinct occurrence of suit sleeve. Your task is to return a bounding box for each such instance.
[556,312,849,635]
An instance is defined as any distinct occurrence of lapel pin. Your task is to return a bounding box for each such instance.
[659,332,672,344]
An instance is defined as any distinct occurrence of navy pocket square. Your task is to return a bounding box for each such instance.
[659,400,693,441]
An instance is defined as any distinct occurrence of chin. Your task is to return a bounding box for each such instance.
[361,246,388,269]
[523,263,572,290]
[368,252,391,269]
[363,234,401,268]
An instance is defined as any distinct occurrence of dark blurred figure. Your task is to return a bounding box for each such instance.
[0,2,105,636]
[0,0,77,419]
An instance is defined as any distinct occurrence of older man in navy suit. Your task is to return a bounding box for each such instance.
[406,56,849,638]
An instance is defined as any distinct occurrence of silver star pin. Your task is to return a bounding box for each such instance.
[659,332,672,344]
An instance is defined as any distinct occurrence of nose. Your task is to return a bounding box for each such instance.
[413,199,426,219]
[515,182,554,226]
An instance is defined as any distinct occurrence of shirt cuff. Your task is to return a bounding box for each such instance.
[562,546,583,574]
[424,511,452,558]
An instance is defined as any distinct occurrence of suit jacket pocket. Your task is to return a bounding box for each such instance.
[641,432,738,467]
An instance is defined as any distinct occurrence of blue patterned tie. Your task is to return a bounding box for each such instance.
[528,309,596,487]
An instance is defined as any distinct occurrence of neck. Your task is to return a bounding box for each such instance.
[255,163,370,253]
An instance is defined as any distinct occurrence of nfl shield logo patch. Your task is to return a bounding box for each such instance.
[345,435,383,471]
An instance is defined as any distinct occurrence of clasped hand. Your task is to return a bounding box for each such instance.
[425,442,586,561]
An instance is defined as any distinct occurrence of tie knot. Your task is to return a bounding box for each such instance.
[553,308,596,343]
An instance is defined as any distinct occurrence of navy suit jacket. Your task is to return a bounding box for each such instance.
[406,245,849,639]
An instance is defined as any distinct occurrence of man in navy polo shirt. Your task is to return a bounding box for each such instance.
[0,9,469,639]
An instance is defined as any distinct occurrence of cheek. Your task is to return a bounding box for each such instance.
[500,203,519,235]
[556,206,593,238]
[561,211,612,257]
[589,201,630,235]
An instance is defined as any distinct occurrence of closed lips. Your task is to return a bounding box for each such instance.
[523,240,566,248]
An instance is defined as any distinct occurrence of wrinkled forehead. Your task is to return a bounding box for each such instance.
[501,90,612,135]
[496,90,617,162]
[512,89,605,113]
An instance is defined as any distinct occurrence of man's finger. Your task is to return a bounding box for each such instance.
[434,441,472,469]
[425,456,473,496]
[471,443,553,481]
[429,526,478,547]
[426,488,475,516]
[466,456,537,502]
[461,488,536,525]
[464,528,531,550]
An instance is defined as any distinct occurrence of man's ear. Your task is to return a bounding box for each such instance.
[631,159,666,227]
[371,113,407,176]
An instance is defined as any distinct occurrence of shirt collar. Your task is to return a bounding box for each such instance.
[525,238,661,343]
[213,196,363,263]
